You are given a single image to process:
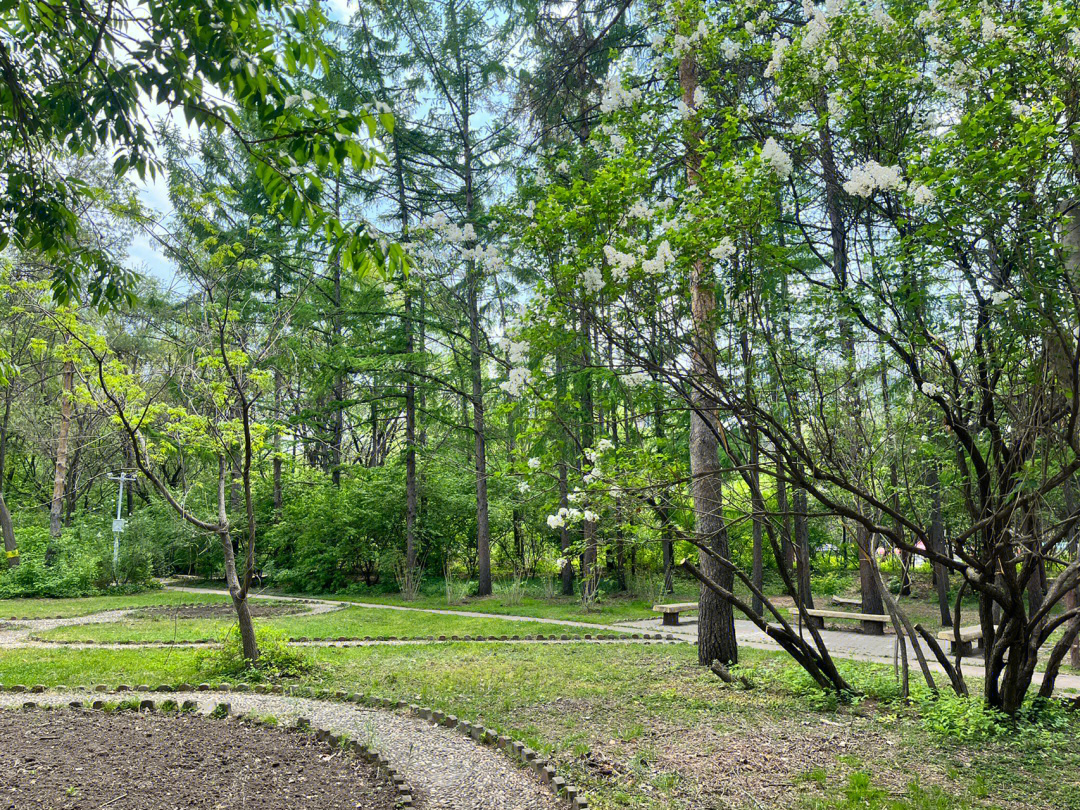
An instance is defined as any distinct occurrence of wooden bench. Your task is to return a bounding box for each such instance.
[651,602,698,626]
[830,596,861,608]
[790,607,890,634]
[936,625,986,656]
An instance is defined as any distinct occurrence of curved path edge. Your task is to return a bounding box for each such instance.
[0,687,576,810]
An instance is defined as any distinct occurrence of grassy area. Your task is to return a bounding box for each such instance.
[34,604,604,643]
[0,590,234,619]
[182,575,705,624]
[0,642,1072,810]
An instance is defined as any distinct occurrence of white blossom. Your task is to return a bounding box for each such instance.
[555,160,570,174]
[547,513,565,529]
[910,183,935,206]
[842,160,904,197]
[720,38,741,60]
[518,481,530,494]
[583,510,599,523]
[920,381,943,397]
[528,457,542,470]
[710,237,735,261]
[761,137,793,179]
[582,264,604,293]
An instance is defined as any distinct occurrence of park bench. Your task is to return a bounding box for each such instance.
[935,624,986,656]
[651,602,698,626]
[830,596,861,607]
[790,607,890,634]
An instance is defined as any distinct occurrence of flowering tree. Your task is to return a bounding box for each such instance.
[504,0,1080,713]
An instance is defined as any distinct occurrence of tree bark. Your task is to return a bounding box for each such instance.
[681,51,736,666]
[49,359,74,539]
[0,383,17,566]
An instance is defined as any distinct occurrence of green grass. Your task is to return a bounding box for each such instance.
[0,642,1072,809]
[181,576,703,625]
[0,590,233,619]
[34,604,605,643]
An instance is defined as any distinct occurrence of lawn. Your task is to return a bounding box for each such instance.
[0,641,1073,810]
[33,604,606,643]
[180,576,703,624]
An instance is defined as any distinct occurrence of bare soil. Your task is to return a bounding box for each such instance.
[0,708,398,810]
[131,602,305,620]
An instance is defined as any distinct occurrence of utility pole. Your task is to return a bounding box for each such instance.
[107,471,137,584]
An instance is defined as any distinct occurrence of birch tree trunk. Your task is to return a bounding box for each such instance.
[49,359,74,539]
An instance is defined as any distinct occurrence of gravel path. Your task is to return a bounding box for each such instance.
[0,690,560,810]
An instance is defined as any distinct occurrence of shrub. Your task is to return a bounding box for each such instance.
[195,625,314,682]
[919,693,1009,742]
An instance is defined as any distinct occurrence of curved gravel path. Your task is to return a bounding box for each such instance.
[0,690,560,810]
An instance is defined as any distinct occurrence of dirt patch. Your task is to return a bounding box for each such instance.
[0,707,397,810]
[131,602,306,620]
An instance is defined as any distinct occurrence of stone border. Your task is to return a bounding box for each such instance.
[30,631,680,646]
[9,691,412,808]
[0,682,589,808]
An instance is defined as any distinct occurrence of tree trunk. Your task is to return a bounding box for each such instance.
[0,384,17,567]
[49,360,74,539]
[681,51,736,666]
[928,464,953,626]
[0,493,17,568]
[793,486,820,626]
[216,456,258,663]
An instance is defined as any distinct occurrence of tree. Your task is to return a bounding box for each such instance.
[1,0,399,306]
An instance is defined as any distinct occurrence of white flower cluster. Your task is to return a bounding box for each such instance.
[710,237,735,261]
[720,38,742,60]
[672,19,709,58]
[842,160,904,197]
[642,239,676,275]
[528,456,541,470]
[555,160,570,174]
[990,289,1011,305]
[500,338,531,396]
[761,137,793,179]
[461,243,503,271]
[920,381,943,397]
[764,37,791,77]
[582,265,605,293]
[599,74,642,113]
[518,481,530,494]
[548,506,597,529]
[500,366,530,396]
[602,244,637,283]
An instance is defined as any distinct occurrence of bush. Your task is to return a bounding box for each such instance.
[810,571,852,597]
[0,519,160,599]
[195,624,314,682]
[919,693,1010,742]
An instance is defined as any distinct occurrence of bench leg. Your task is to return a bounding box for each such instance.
[662,613,679,626]
[948,640,973,657]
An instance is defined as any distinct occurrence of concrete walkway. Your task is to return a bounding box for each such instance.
[618,615,1080,695]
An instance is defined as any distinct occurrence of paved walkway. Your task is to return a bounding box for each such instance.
[0,690,558,810]
[617,616,1080,694]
